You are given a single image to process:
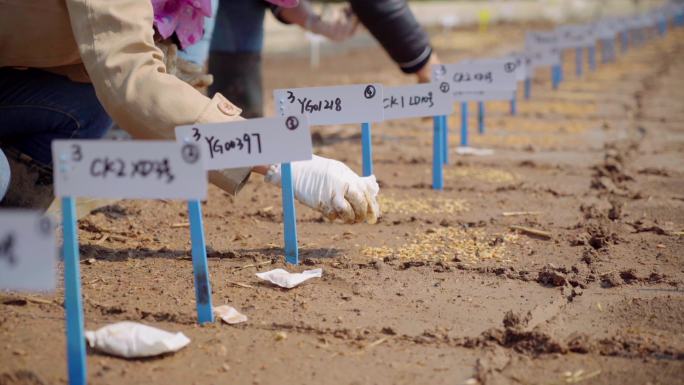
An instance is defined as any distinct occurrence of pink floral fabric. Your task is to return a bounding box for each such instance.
[151,0,300,49]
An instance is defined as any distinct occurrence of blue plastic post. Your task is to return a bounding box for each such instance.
[478,102,485,134]
[589,45,596,71]
[621,31,628,52]
[441,115,449,165]
[558,51,565,82]
[432,116,444,190]
[361,122,373,177]
[575,47,583,77]
[460,102,469,147]
[510,95,517,116]
[601,40,609,64]
[187,200,214,324]
[280,163,298,265]
[524,78,531,100]
[62,197,87,385]
[552,65,560,90]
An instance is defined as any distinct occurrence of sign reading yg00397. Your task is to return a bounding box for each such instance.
[52,140,207,200]
[175,116,312,170]
[0,211,56,292]
[273,84,384,125]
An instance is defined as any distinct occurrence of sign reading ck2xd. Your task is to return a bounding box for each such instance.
[433,59,518,102]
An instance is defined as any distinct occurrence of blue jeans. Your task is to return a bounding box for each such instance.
[0,68,111,167]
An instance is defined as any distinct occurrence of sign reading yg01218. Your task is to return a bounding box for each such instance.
[175,116,312,170]
[273,84,384,125]
[432,59,518,102]
[0,211,56,292]
[383,82,454,120]
[52,140,207,200]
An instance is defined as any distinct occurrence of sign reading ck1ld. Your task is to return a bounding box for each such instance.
[175,115,312,170]
[383,82,454,120]
[52,140,207,200]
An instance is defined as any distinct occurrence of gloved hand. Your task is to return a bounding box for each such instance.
[308,8,359,42]
[265,155,380,224]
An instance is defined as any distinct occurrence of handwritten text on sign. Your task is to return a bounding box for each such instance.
[383,83,454,120]
[557,25,596,49]
[175,116,312,169]
[0,211,56,292]
[52,140,207,200]
[274,84,384,125]
[433,59,518,102]
[525,31,561,50]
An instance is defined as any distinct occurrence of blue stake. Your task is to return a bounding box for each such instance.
[621,31,628,52]
[552,65,560,90]
[432,116,444,190]
[361,122,373,177]
[589,45,596,71]
[524,78,531,100]
[460,102,469,147]
[62,197,87,385]
[478,102,485,134]
[510,95,517,116]
[575,47,583,77]
[558,51,565,83]
[187,200,214,324]
[280,163,298,265]
[441,115,449,165]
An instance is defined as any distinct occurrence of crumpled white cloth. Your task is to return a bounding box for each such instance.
[85,322,190,358]
[214,305,248,324]
[255,268,322,289]
[265,155,380,224]
[455,147,495,156]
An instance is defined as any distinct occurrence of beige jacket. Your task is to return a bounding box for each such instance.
[0,0,251,194]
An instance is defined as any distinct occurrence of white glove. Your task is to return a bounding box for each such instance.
[308,8,358,42]
[265,155,380,224]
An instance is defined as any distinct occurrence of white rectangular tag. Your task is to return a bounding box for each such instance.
[525,31,561,50]
[525,47,562,69]
[52,140,207,200]
[0,211,56,292]
[432,59,518,102]
[383,83,454,120]
[175,116,312,170]
[557,25,596,49]
[273,84,384,125]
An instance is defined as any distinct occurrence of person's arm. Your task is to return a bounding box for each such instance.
[349,0,438,82]
[274,1,358,42]
[65,0,252,194]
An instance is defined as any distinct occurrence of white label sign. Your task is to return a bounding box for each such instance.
[557,25,596,49]
[52,140,207,200]
[433,59,518,102]
[525,31,561,50]
[383,83,454,120]
[0,211,56,292]
[273,84,384,125]
[175,116,312,170]
[526,47,562,69]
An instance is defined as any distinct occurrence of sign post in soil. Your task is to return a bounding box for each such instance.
[273,84,382,263]
[382,82,454,190]
[176,116,312,265]
[53,140,208,385]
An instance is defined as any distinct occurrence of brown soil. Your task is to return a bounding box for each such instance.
[2,24,684,385]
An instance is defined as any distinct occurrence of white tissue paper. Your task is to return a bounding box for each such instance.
[255,268,323,289]
[85,321,190,358]
[455,146,495,156]
[214,305,248,324]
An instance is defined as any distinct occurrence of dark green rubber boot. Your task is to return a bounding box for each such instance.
[208,52,264,118]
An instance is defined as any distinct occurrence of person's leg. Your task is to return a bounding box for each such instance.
[0,68,112,209]
[208,0,266,118]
